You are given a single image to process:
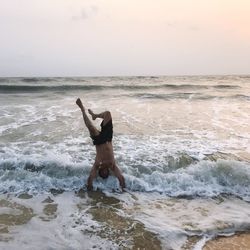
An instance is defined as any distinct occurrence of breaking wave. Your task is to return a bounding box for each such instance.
[0,154,250,201]
[0,82,240,93]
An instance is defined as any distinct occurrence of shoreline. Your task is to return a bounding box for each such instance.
[0,191,250,249]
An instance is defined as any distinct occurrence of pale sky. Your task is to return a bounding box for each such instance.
[1,0,250,76]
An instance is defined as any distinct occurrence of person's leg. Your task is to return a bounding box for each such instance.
[76,98,99,137]
[88,109,112,126]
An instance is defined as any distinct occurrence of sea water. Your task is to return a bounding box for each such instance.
[0,76,250,249]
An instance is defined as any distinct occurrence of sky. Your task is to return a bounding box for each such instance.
[1,0,250,77]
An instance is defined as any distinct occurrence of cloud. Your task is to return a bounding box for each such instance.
[71,5,99,21]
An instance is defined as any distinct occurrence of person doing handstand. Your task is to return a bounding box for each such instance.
[76,98,125,191]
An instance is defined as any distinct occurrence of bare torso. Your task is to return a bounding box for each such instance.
[95,141,115,170]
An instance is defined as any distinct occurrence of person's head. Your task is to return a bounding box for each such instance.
[98,167,110,179]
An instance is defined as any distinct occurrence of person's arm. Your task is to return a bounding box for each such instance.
[113,164,125,191]
[87,165,98,190]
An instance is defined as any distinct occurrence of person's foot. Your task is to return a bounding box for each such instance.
[76,98,84,111]
[88,109,97,120]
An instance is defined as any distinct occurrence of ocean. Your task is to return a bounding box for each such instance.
[0,75,250,249]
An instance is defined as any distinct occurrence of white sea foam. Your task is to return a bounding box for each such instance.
[1,144,250,201]
[105,191,250,250]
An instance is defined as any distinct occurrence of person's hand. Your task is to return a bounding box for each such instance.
[120,176,126,191]
[86,183,93,191]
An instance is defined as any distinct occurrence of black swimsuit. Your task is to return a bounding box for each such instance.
[91,120,113,145]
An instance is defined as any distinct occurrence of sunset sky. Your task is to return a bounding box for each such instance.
[1,0,250,76]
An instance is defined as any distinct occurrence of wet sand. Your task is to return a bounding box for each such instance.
[1,191,250,250]
[0,191,162,249]
[203,233,250,250]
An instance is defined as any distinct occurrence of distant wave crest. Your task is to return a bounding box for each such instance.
[0,83,241,93]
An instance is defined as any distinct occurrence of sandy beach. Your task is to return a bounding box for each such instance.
[203,233,250,250]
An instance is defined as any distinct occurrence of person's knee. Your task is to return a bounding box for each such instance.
[104,111,112,121]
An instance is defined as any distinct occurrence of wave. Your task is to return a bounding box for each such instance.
[0,156,250,200]
[0,77,87,84]
[131,93,250,101]
[1,84,247,101]
[213,84,240,89]
[0,83,240,93]
[0,84,107,92]
[232,94,250,101]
